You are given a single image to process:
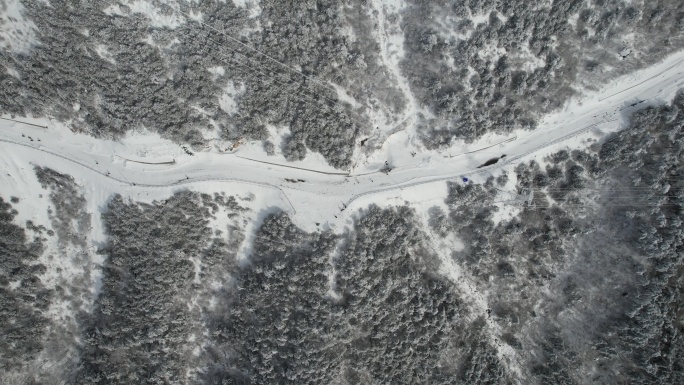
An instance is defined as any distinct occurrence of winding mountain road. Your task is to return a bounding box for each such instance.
[1,52,683,224]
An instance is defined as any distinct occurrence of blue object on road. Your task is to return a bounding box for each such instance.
[462,177,469,183]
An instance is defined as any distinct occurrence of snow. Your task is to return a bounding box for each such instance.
[417,195,523,377]
[516,44,547,72]
[218,81,245,116]
[330,83,361,109]
[0,0,37,54]
[5,65,20,78]
[2,49,684,234]
[105,0,185,28]
[366,0,423,146]
[231,0,262,18]
[0,156,93,300]
[490,178,526,225]
[0,142,99,372]
[3,6,681,383]
[470,12,490,26]
[1,157,53,241]
[94,44,116,64]
[1,37,683,382]
[207,66,226,77]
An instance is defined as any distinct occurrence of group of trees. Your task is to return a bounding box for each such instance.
[333,206,461,384]
[20,106,683,384]
[75,190,245,384]
[1,172,513,383]
[34,167,91,250]
[1,166,101,383]
[76,192,209,383]
[0,0,389,168]
[203,206,480,384]
[586,93,684,384]
[400,0,684,147]
[22,99,684,383]
[0,196,50,373]
[450,317,514,385]
[0,0,224,147]
[5,0,682,165]
[439,92,684,384]
[68,197,478,384]
[202,212,338,384]
[29,167,98,383]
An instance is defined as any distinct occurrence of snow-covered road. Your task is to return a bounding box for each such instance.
[1,50,684,229]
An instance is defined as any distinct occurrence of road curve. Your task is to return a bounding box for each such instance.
[1,53,683,219]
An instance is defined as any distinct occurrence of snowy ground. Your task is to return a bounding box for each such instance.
[0,0,36,54]
[1,15,682,380]
[1,49,683,233]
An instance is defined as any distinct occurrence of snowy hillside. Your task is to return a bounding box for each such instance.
[1,1,684,384]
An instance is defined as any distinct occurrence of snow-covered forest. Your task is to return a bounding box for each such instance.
[1,1,683,384]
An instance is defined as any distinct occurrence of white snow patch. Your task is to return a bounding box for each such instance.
[0,0,37,54]
[94,44,116,64]
[330,83,361,109]
[219,81,245,116]
[470,12,490,26]
[337,21,356,43]
[0,160,53,249]
[103,4,125,16]
[105,1,185,28]
[208,66,226,77]
[516,44,546,72]
[489,172,524,225]
[232,0,262,19]
[128,0,184,28]
[5,65,20,78]
[567,12,580,29]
